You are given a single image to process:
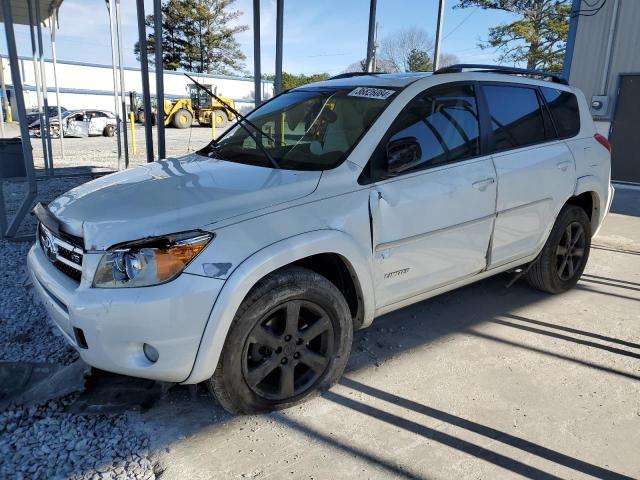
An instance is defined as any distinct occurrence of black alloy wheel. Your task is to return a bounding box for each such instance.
[208,267,353,414]
[527,204,592,294]
[555,222,586,281]
[243,300,334,400]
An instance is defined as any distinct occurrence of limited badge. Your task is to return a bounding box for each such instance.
[348,87,395,100]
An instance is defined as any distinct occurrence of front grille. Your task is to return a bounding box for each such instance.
[38,223,84,283]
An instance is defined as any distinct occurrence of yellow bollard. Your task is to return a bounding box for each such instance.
[211,115,216,141]
[129,112,137,156]
[281,112,285,146]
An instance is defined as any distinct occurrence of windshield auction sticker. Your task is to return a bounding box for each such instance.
[348,87,395,100]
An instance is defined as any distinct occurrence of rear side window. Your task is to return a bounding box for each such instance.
[387,84,480,172]
[483,85,546,152]
[541,87,580,138]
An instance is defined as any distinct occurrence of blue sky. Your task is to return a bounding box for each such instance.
[1,0,519,76]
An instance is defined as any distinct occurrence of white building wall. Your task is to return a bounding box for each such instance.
[1,55,273,115]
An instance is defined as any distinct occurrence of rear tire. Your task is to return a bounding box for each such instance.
[527,205,591,294]
[212,108,231,129]
[103,124,115,137]
[172,109,192,129]
[207,267,353,415]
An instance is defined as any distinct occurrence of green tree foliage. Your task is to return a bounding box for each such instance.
[406,49,433,72]
[264,72,331,90]
[135,0,248,75]
[456,0,571,72]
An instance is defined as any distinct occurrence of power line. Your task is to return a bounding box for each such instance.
[443,8,478,41]
[571,0,608,17]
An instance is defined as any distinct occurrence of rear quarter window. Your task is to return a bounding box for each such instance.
[541,87,580,139]
[483,84,547,153]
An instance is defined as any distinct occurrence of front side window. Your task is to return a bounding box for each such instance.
[385,84,480,173]
[541,87,580,139]
[199,86,397,171]
[484,85,546,152]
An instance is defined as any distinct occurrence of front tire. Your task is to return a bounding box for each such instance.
[207,267,353,414]
[172,109,192,129]
[527,205,591,294]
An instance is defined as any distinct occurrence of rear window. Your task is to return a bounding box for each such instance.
[483,84,547,153]
[541,87,580,139]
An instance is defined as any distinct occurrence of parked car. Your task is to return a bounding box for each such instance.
[28,65,613,414]
[30,109,117,138]
[26,106,68,126]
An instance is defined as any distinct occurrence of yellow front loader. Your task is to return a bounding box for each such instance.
[130,88,237,129]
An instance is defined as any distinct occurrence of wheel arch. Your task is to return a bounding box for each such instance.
[572,175,610,235]
[183,229,375,384]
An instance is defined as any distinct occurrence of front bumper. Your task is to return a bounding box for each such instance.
[27,244,224,383]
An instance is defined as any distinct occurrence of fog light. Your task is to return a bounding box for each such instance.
[143,343,159,363]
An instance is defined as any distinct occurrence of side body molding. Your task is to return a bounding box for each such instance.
[183,229,376,384]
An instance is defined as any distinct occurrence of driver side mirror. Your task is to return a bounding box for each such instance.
[386,137,422,175]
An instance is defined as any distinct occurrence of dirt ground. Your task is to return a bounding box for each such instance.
[1,122,215,172]
[134,191,639,480]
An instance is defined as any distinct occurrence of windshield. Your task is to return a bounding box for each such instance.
[198,86,397,171]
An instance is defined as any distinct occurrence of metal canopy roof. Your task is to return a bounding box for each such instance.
[0,0,63,25]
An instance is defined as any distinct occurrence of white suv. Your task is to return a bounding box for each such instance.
[28,66,613,414]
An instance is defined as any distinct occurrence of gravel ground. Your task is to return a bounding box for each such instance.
[1,173,163,479]
[2,122,215,172]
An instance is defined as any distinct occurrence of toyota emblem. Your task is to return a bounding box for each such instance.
[41,231,58,263]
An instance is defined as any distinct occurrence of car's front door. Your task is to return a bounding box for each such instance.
[368,84,497,308]
[481,83,576,268]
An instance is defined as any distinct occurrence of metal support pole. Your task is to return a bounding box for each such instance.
[34,0,54,176]
[433,0,445,71]
[563,0,582,81]
[49,18,65,164]
[253,0,261,107]
[0,56,9,125]
[115,0,129,168]
[1,0,37,238]
[274,0,284,94]
[27,0,50,175]
[107,0,122,167]
[135,0,153,163]
[154,0,165,160]
[365,0,377,72]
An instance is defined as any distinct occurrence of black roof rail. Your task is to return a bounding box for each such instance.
[434,64,568,85]
[329,71,388,80]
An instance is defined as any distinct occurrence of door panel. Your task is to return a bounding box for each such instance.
[490,142,575,266]
[371,158,496,307]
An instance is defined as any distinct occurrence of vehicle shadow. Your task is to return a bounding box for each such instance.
[122,269,639,479]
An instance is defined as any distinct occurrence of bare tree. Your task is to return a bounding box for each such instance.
[342,57,396,73]
[380,27,434,72]
[438,52,460,68]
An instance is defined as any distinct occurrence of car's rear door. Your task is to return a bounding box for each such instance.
[481,82,576,268]
[368,83,497,308]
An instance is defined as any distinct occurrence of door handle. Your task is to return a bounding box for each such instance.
[557,160,571,171]
[472,178,495,191]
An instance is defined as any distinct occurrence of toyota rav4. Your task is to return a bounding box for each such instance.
[28,65,614,414]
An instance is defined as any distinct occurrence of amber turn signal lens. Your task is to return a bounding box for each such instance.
[154,242,208,282]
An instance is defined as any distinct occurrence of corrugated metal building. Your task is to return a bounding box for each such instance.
[567,0,640,184]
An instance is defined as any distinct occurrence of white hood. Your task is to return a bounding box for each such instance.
[48,154,321,250]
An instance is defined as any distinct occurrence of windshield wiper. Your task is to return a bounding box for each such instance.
[185,74,280,169]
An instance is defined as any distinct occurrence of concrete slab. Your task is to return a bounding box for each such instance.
[139,197,640,479]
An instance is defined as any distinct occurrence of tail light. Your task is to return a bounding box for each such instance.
[594,133,611,153]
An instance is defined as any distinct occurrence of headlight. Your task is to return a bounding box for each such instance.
[93,231,213,288]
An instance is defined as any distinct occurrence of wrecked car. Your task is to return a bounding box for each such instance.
[30,110,117,138]
[28,66,613,414]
